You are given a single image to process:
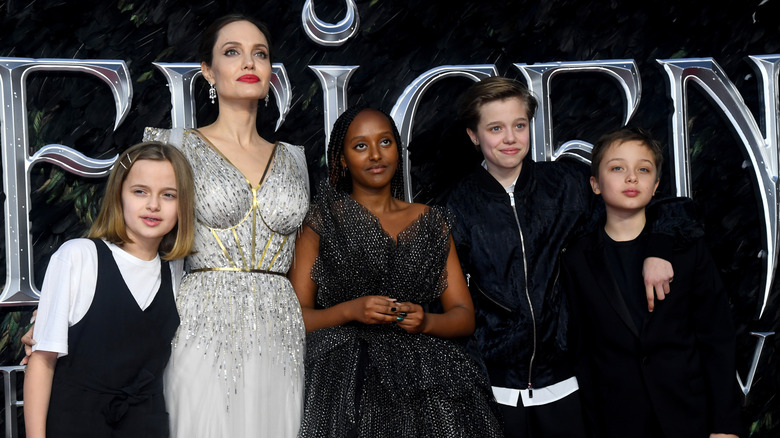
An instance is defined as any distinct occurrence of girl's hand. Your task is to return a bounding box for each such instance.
[346,295,399,325]
[394,302,425,334]
[20,309,37,365]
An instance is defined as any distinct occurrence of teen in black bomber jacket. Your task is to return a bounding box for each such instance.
[446,76,700,438]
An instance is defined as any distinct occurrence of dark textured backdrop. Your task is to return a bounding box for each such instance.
[1,0,778,436]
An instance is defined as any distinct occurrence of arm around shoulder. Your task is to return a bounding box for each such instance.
[646,196,704,251]
[642,198,703,311]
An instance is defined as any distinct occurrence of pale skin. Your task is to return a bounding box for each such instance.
[23,351,56,438]
[590,140,738,438]
[591,140,661,242]
[288,109,475,338]
[22,17,271,433]
[24,159,180,438]
[198,19,276,188]
[467,97,673,312]
[593,141,738,438]
[20,20,279,364]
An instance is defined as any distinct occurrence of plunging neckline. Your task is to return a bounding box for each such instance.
[345,195,432,244]
[193,129,278,190]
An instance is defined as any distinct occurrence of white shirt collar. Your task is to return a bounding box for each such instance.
[482,160,519,193]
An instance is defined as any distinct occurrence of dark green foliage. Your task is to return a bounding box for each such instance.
[0,0,777,435]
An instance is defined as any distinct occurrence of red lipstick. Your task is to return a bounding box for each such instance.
[238,75,260,83]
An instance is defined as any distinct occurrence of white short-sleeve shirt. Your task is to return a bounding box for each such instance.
[32,238,183,357]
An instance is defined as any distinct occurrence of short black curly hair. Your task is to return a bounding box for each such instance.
[327,105,406,200]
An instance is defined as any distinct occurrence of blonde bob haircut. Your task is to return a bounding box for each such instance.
[89,141,195,260]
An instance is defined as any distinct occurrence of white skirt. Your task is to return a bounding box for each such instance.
[163,271,305,437]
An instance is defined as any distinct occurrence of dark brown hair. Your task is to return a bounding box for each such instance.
[590,126,664,180]
[198,14,273,66]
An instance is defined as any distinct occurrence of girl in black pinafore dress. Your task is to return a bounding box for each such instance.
[24,142,195,438]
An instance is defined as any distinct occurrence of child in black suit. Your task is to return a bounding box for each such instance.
[561,127,742,438]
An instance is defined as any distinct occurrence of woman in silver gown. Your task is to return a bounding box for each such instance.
[144,14,308,437]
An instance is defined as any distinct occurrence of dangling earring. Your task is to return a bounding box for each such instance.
[209,82,217,104]
[264,93,269,107]
[340,166,346,178]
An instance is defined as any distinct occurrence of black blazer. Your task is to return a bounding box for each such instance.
[561,229,742,438]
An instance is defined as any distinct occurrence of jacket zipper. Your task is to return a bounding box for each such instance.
[508,192,536,398]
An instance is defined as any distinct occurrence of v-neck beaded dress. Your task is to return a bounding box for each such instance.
[144,128,309,437]
[298,185,502,438]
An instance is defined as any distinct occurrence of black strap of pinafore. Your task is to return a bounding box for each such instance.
[52,239,175,424]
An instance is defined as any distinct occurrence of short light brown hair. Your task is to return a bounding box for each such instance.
[590,127,664,180]
[458,76,539,131]
[89,142,195,260]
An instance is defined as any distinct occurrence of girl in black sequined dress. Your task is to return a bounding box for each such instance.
[289,106,503,438]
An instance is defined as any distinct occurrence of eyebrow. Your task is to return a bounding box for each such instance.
[129,183,178,191]
[485,117,528,125]
[220,41,268,49]
[348,131,395,141]
[605,157,655,165]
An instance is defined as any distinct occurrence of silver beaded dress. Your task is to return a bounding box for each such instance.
[298,185,502,438]
[143,128,308,437]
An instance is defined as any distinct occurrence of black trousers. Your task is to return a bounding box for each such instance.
[498,390,587,438]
